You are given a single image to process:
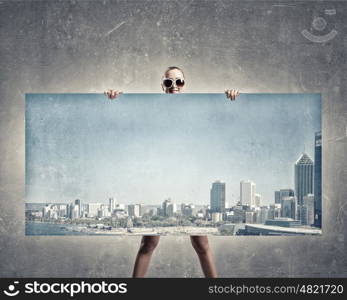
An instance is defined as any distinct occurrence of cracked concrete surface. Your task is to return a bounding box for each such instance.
[0,0,346,277]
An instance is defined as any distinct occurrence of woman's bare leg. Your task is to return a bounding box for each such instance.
[190,236,217,278]
[132,236,160,278]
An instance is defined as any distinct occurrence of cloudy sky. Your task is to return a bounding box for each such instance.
[25,93,321,206]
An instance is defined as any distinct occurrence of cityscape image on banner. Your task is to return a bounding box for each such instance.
[25,93,322,236]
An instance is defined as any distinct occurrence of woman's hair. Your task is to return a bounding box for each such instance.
[164,66,185,78]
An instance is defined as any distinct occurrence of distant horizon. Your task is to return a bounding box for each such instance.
[26,93,321,205]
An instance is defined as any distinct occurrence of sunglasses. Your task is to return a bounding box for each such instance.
[162,78,185,88]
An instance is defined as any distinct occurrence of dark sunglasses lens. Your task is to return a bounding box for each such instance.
[163,79,172,88]
[176,79,185,87]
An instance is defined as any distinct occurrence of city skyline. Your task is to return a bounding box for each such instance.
[27,145,321,235]
[26,93,321,205]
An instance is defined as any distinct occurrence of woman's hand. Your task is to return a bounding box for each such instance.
[104,90,123,100]
[225,89,240,101]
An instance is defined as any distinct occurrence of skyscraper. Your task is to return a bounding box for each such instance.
[128,204,141,218]
[240,180,255,206]
[88,203,103,218]
[210,181,226,213]
[109,197,115,214]
[275,189,295,205]
[65,204,72,219]
[302,194,315,226]
[162,198,172,217]
[268,204,281,220]
[295,153,314,206]
[281,196,297,219]
[181,203,194,217]
[245,211,256,224]
[314,131,322,228]
[166,203,177,217]
[211,212,223,223]
[258,207,269,224]
[72,205,80,219]
[74,199,81,218]
[255,193,262,207]
[280,189,294,200]
[275,191,281,204]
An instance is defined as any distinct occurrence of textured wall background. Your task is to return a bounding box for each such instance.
[0,0,346,277]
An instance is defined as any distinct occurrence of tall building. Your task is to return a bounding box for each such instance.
[280,189,294,201]
[82,204,88,217]
[314,131,322,228]
[128,204,141,218]
[245,211,256,224]
[88,203,103,218]
[275,191,281,204]
[281,196,297,220]
[295,153,314,206]
[210,181,226,213]
[97,204,111,218]
[57,204,68,218]
[240,180,255,206]
[258,206,269,224]
[115,203,125,210]
[42,205,51,219]
[162,198,172,217]
[255,193,262,207]
[166,203,177,217]
[268,204,281,219]
[181,203,194,217]
[302,194,315,226]
[211,212,223,223]
[275,189,294,205]
[72,204,80,219]
[109,197,115,214]
[157,207,164,216]
[74,199,81,218]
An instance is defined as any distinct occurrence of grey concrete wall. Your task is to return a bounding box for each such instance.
[0,0,346,277]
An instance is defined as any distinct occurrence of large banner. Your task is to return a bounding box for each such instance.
[25,93,321,236]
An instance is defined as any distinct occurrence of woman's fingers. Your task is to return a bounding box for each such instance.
[225,89,240,101]
[230,89,236,100]
[104,90,123,100]
[111,90,117,99]
[106,89,114,99]
[231,89,236,100]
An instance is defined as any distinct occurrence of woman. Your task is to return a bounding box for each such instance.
[105,66,239,277]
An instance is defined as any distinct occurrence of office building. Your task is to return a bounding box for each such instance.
[166,203,177,217]
[245,211,256,224]
[240,180,255,206]
[281,196,297,220]
[181,203,194,217]
[128,204,142,218]
[211,212,223,223]
[88,203,103,218]
[109,197,115,214]
[162,198,172,217]
[314,131,322,228]
[74,199,81,218]
[210,181,226,212]
[295,153,314,205]
[302,194,315,225]
[255,193,262,207]
[275,191,281,204]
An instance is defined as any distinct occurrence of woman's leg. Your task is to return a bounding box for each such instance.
[190,236,217,278]
[132,235,160,278]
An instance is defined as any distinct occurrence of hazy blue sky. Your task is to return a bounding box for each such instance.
[26,93,321,206]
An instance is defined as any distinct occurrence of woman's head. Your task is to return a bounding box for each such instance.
[161,66,185,94]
